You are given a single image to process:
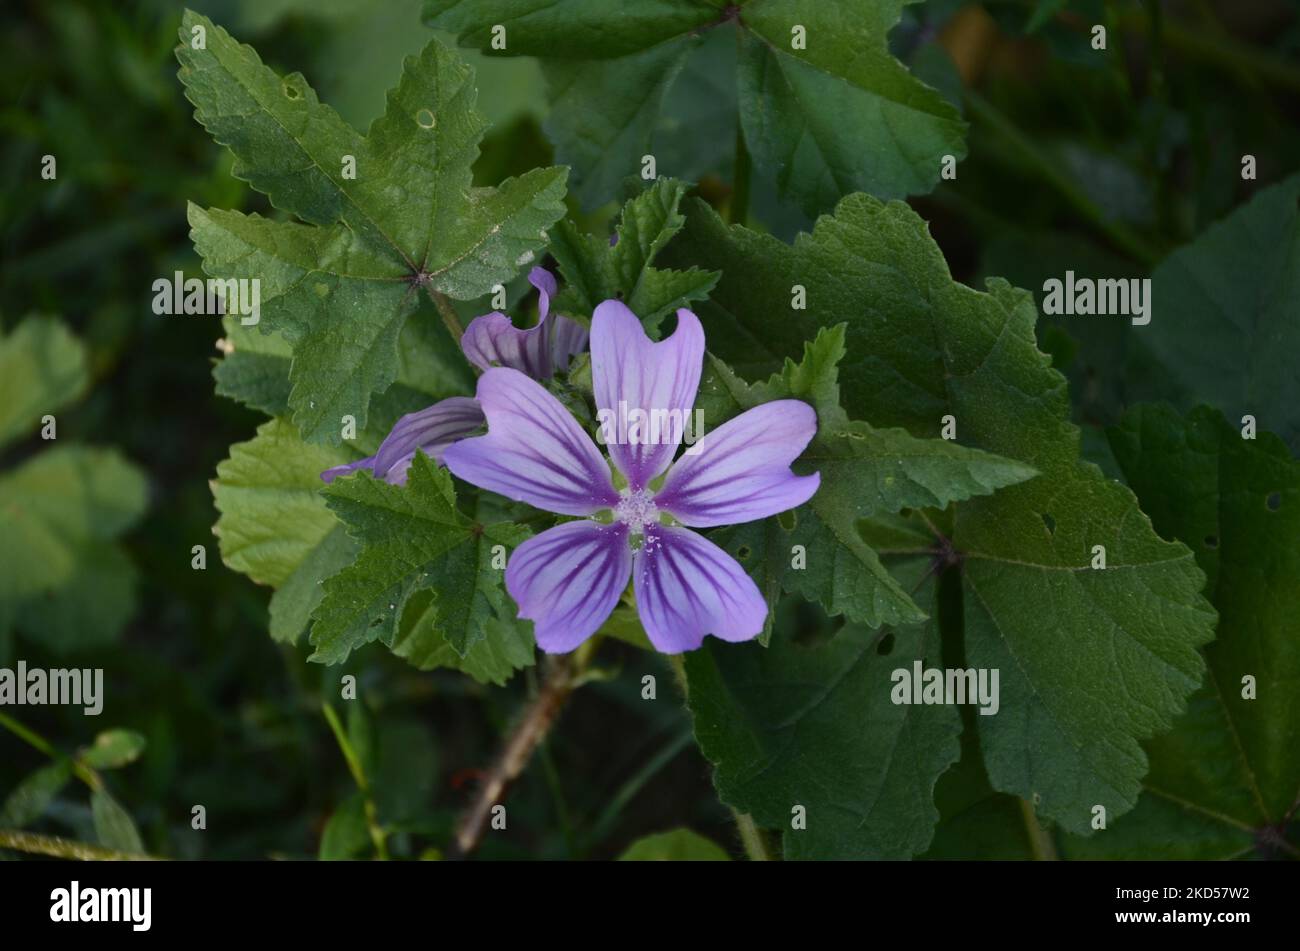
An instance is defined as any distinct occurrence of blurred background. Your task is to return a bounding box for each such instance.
[1,0,1297,859]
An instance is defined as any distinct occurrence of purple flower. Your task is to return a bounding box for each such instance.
[443,301,820,654]
[460,267,588,379]
[321,397,485,485]
[322,267,585,486]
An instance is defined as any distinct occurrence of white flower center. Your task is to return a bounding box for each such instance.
[614,488,659,535]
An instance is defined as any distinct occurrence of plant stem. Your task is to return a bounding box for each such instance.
[733,811,776,861]
[0,829,162,862]
[428,287,465,341]
[449,638,600,858]
[321,703,389,861]
[962,90,1162,268]
[0,712,102,791]
[0,711,57,758]
[1018,797,1059,861]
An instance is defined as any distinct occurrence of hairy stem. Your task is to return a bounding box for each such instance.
[429,287,465,341]
[1019,798,1059,861]
[733,811,777,861]
[0,829,162,862]
[450,638,599,858]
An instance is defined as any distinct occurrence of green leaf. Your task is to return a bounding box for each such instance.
[0,315,88,451]
[686,560,961,859]
[549,178,719,331]
[212,313,294,417]
[736,0,966,214]
[318,792,369,860]
[424,0,718,58]
[393,592,534,685]
[668,194,1218,835]
[1061,405,1300,859]
[313,454,529,664]
[699,323,1037,635]
[426,0,965,214]
[617,828,731,861]
[1141,174,1300,452]
[1,761,73,828]
[541,46,699,211]
[179,12,568,444]
[91,788,145,854]
[268,525,359,645]
[212,292,475,421]
[920,726,1037,861]
[80,730,147,770]
[0,447,148,606]
[212,418,353,588]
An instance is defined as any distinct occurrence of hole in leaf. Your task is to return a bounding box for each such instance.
[875,633,895,656]
[1041,512,1056,536]
[1204,535,1219,549]
[735,545,751,561]
[282,78,302,100]
[1266,491,1281,511]
[415,108,436,129]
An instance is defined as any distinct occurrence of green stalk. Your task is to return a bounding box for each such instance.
[0,829,162,862]
[1019,798,1059,861]
[321,703,389,861]
[733,811,777,861]
[429,288,465,341]
[0,712,102,791]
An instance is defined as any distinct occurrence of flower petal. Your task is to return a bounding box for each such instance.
[443,367,619,515]
[370,397,484,484]
[529,266,557,318]
[590,302,704,490]
[532,266,589,372]
[459,268,586,380]
[550,315,589,375]
[655,400,821,526]
[633,524,766,652]
[506,520,631,653]
[461,312,552,379]
[321,455,376,484]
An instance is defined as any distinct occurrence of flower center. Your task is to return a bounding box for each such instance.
[613,488,659,535]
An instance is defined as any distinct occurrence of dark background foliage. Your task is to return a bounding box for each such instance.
[1,0,1297,859]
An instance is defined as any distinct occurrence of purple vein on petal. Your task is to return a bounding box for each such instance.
[506,520,632,653]
[656,400,820,526]
[590,301,704,491]
[443,367,618,516]
[632,524,766,653]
